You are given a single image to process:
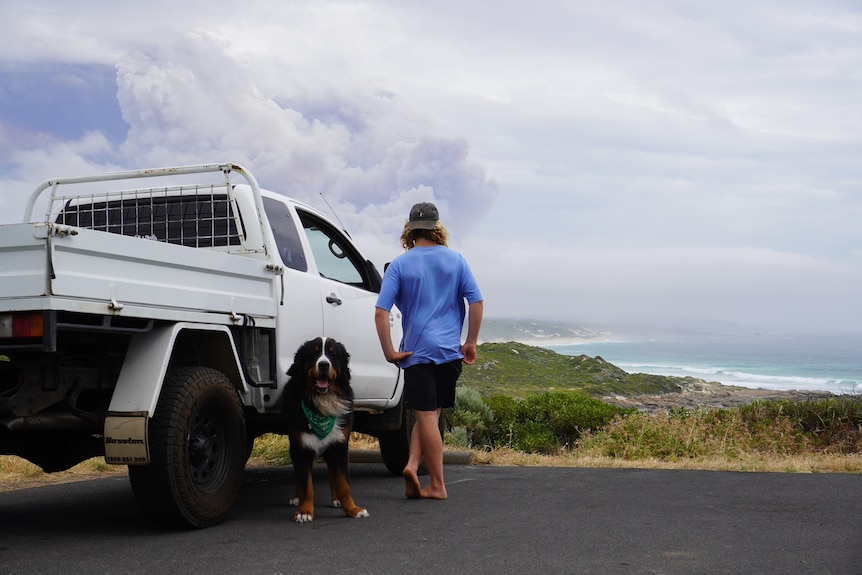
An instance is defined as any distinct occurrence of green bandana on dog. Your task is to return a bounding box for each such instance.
[301,401,337,439]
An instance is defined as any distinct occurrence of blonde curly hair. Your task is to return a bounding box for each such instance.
[400,220,449,250]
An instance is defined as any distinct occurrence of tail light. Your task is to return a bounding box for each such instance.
[0,313,44,339]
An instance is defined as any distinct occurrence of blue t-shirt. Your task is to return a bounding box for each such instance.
[375,245,483,369]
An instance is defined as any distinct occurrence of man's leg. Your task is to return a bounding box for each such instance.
[400,363,448,500]
[414,408,446,499]
[403,415,423,499]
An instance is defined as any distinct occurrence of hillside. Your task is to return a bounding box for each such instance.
[461,341,690,398]
[461,342,833,412]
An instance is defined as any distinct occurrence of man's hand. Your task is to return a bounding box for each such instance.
[385,349,413,366]
[375,307,412,366]
[461,342,477,365]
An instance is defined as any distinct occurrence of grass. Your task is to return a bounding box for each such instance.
[471,448,862,473]
[0,454,125,492]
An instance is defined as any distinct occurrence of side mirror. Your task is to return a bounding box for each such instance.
[366,260,383,293]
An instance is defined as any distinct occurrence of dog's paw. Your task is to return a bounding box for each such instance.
[349,508,369,519]
[332,499,342,508]
[289,497,299,507]
[294,512,313,523]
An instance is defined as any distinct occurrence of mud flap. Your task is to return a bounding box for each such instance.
[104,413,150,465]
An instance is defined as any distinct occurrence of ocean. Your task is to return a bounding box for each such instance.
[545,332,862,395]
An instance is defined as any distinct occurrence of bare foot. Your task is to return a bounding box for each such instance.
[420,486,447,500]
[403,468,422,499]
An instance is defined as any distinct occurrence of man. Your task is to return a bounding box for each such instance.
[374,202,483,500]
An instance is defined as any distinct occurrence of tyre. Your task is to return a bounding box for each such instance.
[377,425,409,476]
[129,367,246,529]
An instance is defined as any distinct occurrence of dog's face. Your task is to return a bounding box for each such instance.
[287,337,351,398]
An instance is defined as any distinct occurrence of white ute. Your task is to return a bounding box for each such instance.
[0,163,412,528]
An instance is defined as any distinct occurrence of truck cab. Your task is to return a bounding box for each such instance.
[256,188,403,413]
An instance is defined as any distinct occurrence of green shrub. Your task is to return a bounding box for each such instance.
[445,386,496,449]
[513,420,559,453]
[486,391,633,453]
[444,426,472,449]
[738,396,862,453]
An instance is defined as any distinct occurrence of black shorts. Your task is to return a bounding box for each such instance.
[403,360,463,412]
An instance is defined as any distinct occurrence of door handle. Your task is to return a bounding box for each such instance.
[326,293,342,305]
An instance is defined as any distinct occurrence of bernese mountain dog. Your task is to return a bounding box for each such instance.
[283,337,369,523]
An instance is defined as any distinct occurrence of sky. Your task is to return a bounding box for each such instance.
[1,0,861,335]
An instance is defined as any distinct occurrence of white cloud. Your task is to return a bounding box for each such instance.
[1,0,861,333]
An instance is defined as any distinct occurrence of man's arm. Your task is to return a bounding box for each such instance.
[375,307,413,364]
[461,300,484,365]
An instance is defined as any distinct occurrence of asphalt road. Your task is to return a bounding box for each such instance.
[1,463,859,575]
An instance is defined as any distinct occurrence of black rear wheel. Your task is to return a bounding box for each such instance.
[377,425,409,476]
[129,367,246,529]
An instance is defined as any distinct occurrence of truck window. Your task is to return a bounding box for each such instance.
[58,195,244,248]
[298,211,368,289]
[262,197,307,272]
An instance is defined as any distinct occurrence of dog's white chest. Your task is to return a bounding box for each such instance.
[300,423,346,456]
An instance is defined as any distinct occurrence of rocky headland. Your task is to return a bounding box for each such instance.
[601,378,835,415]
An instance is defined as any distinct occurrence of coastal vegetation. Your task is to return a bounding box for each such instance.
[450,343,861,467]
[2,343,860,489]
